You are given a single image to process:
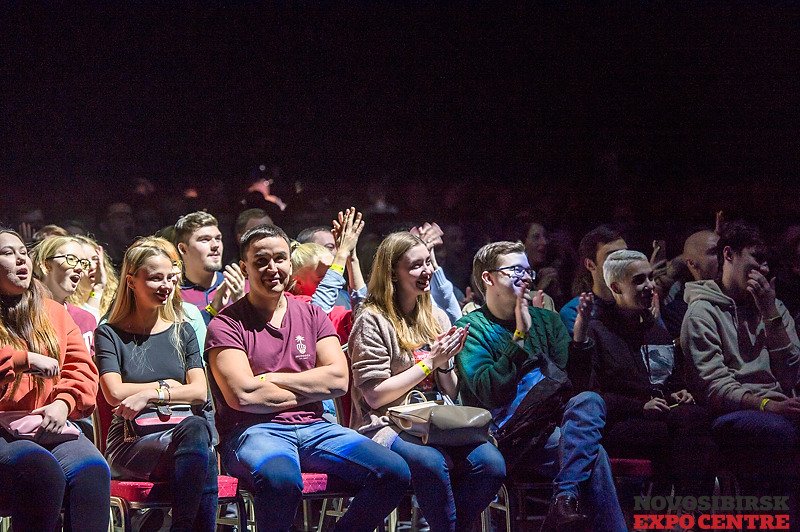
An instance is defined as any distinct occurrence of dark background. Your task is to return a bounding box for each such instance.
[3,3,800,241]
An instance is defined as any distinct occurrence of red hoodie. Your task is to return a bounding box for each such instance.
[0,299,98,418]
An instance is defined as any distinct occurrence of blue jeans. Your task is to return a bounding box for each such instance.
[521,391,626,532]
[0,432,110,531]
[712,410,800,531]
[221,420,410,532]
[390,434,506,532]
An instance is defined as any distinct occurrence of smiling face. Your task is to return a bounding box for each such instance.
[182,225,223,273]
[127,254,178,311]
[292,250,334,297]
[394,244,433,300]
[612,259,655,311]
[44,241,87,303]
[724,245,769,297]
[482,251,533,310]
[242,236,292,299]
[0,232,32,297]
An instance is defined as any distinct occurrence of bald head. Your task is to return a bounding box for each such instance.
[683,230,719,281]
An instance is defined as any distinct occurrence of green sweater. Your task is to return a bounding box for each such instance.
[455,305,590,410]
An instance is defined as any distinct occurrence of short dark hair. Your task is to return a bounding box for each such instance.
[240,224,291,258]
[578,225,623,264]
[716,220,764,272]
[296,226,330,244]
[235,208,272,238]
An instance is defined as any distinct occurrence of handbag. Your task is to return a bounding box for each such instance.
[0,411,80,446]
[492,358,571,467]
[387,390,493,446]
[123,404,193,442]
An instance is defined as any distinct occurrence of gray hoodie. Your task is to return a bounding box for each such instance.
[680,280,800,413]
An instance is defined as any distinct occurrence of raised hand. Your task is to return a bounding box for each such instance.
[747,270,778,319]
[222,263,247,303]
[413,222,444,250]
[430,326,467,369]
[572,292,594,344]
[514,281,533,337]
[332,207,365,256]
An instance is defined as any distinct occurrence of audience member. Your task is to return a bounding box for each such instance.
[31,236,97,353]
[0,228,110,530]
[456,241,625,531]
[67,235,120,322]
[95,237,218,531]
[560,226,627,336]
[662,230,719,339]
[682,221,800,527]
[205,224,410,531]
[585,250,714,498]
[174,211,246,324]
[99,202,137,266]
[350,231,506,531]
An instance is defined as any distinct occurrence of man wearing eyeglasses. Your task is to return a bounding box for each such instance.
[455,241,625,531]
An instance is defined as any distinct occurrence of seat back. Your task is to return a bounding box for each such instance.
[92,391,115,455]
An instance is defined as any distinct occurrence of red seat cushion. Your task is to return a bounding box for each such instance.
[301,472,330,494]
[111,475,239,501]
[610,458,653,478]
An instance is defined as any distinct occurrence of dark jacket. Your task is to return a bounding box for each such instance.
[580,303,684,422]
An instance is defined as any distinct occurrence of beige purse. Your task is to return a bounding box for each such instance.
[387,390,493,446]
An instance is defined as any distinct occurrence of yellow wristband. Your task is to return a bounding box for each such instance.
[416,360,433,377]
[329,263,345,276]
[205,304,219,317]
[760,398,771,411]
[513,329,527,341]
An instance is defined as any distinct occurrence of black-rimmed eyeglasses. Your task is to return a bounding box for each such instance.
[489,265,536,280]
[47,254,91,270]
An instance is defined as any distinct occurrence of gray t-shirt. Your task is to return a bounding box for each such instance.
[95,322,203,383]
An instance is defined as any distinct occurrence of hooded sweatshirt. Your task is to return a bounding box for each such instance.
[680,280,800,413]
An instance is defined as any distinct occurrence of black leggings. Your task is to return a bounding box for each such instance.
[0,433,111,531]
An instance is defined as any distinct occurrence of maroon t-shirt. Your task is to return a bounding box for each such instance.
[66,303,97,356]
[205,294,338,436]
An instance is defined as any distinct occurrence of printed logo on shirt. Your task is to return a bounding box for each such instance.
[295,335,309,359]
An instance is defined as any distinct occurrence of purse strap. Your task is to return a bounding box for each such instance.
[402,390,428,405]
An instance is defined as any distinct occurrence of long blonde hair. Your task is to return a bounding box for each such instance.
[0,229,61,400]
[67,234,120,317]
[363,232,442,351]
[106,237,186,357]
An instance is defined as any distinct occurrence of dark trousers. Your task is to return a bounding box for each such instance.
[108,416,219,532]
[0,432,110,531]
[712,410,800,532]
[603,403,715,496]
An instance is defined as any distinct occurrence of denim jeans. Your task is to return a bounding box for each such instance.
[520,391,626,532]
[390,433,506,531]
[712,410,800,531]
[221,420,410,532]
[0,432,111,531]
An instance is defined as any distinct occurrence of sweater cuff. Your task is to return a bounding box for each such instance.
[11,348,29,371]
[54,393,77,417]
